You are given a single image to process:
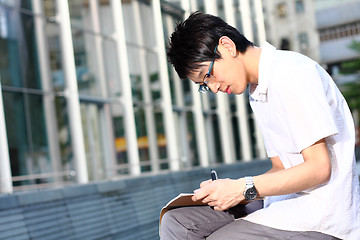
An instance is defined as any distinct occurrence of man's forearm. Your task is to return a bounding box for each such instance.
[253,139,331,197]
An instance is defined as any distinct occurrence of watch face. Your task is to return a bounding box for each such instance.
[245,186,257,201]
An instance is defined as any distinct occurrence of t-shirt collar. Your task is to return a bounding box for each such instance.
[249,41,276,102]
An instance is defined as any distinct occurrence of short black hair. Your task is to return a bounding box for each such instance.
[167,11,253,79]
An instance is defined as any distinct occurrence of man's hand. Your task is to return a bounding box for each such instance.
[191,178,246,211]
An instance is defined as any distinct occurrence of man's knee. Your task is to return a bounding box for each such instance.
[160,210,176,232]
[160,210,187,240]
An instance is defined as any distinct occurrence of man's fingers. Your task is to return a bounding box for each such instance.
[200,179,212,188]
[193,188,207,201]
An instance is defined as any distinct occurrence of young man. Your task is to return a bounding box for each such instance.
[161,12,360,240]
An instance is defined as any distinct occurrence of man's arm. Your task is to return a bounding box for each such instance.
[265,156,285,174]
[255,138,331,197]
[192,138,331,211]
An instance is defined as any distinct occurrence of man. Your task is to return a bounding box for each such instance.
[160,11,360,239]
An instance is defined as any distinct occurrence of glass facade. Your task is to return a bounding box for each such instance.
[0,0,266,192]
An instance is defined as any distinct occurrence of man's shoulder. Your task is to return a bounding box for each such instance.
[274,50,315,69]
[268,52,321,98]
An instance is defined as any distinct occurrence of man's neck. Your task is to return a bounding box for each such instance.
[243,46,261,85]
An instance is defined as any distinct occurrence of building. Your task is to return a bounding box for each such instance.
[315,0,360,147]
[0,0,267,193]
[315,0,360,76]
[261,0,360,147]
[262,0,320,61]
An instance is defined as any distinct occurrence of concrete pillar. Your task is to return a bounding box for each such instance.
[151,0,180,171]
[110,0,141,175]
[0,82,13,193]
[57,0,89,183]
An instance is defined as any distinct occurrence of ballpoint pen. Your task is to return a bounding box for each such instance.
[211,169,218,181]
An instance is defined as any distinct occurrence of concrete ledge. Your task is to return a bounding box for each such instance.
[0,160,271,240]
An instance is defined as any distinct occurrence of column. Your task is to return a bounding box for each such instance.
[132,0,160,172]
[110,0,141,175]
[224,0,253,161]
[32,0,63,181]
[165,15,191,167]
[56,0,89,183]
[253,0,267,158]
[239,0,266,159]
[89,0,117,178]
[239,0,254,41]
[253,0,266,44]
[205,0,235,164]
[152,0,180,171]
[182,0,210,167]
[0,82,13,193]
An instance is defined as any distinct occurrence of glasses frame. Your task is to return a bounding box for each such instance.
[198,45,218,93]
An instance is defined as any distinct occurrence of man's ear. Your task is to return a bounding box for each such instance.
[218,36,236,56]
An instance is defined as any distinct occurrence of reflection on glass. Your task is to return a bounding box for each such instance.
[48,22,64,91]
[3,92,53,187]
[54,96,74,180]
[112,103,128,175]
[103,38,121,98]
[0,6,41,89]
[154,110,167,161]
[134,107,150,162]
[186,112,199,166]
[3,92,29,182]
[211,115,223,163]
[81,103,105,180]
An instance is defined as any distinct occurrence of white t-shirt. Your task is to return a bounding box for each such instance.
[243,42,360,239]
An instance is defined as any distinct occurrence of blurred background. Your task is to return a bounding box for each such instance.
[0,0,359,193]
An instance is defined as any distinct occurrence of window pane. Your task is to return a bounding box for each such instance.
[112,103,129,175]
[81,103,106,180]
[3,92,29,180]
[295,0,305,14]
[3,92,54,187]
[0,6,41,89]
[277,3,287,18]
[103,39,122,98]
[186,112,199,166]
[54,96,75,180]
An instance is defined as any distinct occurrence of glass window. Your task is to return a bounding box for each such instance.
[0,6,42,89]
[72,29,104,97]
[3,91,54,189]
[298,32,309,52]
[277,3,287,18]
[103,38,122,98]
[80,103,106,180]
[68,0,116,98]
[54,96,74,181]
[186,112,199,166]
[112,103,129,175]
[295,0,305,14]
[134,107,150,172]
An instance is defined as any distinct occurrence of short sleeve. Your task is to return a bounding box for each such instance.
[276,63,338,152]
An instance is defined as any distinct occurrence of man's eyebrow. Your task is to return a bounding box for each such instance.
[193,80,203,84]
[196,65,207,79]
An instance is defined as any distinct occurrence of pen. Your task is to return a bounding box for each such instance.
[210,169,218,181]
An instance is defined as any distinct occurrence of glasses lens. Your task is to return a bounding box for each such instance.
[198,84,209,93]
[203,74,211,85]
[204,74,216,85]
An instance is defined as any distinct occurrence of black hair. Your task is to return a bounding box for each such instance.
[167,11,253,79]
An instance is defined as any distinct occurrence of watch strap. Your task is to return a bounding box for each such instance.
[245,176,254,188]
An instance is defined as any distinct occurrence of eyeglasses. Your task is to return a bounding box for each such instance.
[198,45,218,93]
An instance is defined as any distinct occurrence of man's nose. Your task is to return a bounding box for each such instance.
[208,82,220,93]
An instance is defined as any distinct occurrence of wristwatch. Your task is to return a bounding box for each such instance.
[243,176,258,201]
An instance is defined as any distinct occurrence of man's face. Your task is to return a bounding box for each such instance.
[190,44,249,95]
